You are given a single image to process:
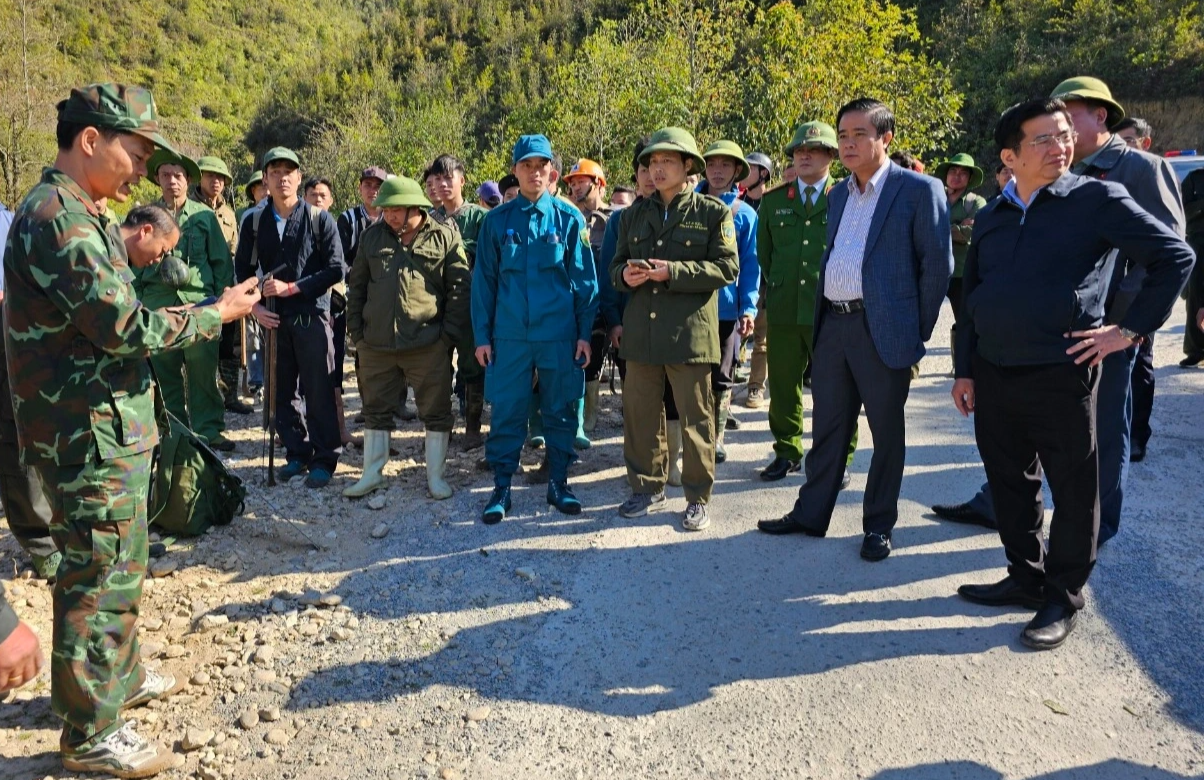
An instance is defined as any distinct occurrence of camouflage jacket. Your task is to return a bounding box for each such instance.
[2,168,222,467]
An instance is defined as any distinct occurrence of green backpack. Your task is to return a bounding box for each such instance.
[149,412,246,536]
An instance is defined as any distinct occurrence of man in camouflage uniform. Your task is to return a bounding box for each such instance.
[134,149,236,450]
[3,83,259,777]
[191,155,253,415]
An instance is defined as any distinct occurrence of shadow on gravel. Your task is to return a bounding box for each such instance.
[285,520,1019,717]
[868,758,1202,779]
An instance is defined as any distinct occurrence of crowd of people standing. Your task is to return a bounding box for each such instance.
[0,73,1200,778]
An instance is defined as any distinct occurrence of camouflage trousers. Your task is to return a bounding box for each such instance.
[36,450,151,751]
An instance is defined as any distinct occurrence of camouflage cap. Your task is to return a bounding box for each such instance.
[56,83,175,153]
[785,121,839,156]
[147,149,201,181]
[197,156,232,183]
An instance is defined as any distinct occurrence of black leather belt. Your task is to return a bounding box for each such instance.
[826,299,865,314]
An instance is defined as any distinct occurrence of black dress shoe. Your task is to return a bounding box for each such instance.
[931,501,997,529]
[957,576,1044,610]
[1129,443,1147,463]
[1021,602,1078,650]
[860,532,891,561]
[757,516,825,536]
[725,415,741,431]
[840,469,851,490]
[760,457,801,481]
[1179,354,1203,368]
[225,398,254,414]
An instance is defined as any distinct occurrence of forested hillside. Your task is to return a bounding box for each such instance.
[2,0,1201,205]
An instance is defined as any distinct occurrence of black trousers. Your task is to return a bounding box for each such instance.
[787,309,911,535]
[973,355,1099,611]
[710,319,741,392]
[275,312,342,471]
[1184,257,1204,359]
[1129,333,1155,450]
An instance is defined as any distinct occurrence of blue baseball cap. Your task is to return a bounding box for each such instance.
[512,134,554,165]
[476,181,503,206]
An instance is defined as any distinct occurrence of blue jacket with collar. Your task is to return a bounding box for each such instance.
[472,191,598,346]
[955,172,1195,377]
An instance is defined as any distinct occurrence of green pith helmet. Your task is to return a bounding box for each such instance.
[638,127,707,174]
[158,253,192,288]
[147,149,201,182]
[244,170,263,200]
[1050,76,1125,129]
[702,140,750,182]
[785,121,839,156]
[197,156,232,183]
[373,176,432,209]
[934,153,984,189]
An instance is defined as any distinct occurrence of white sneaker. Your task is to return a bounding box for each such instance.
[683,502,710,531]
[62,721,183,778]
[122,667,180,709]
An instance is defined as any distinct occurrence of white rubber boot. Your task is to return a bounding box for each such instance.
[667,420,683,488]
[426,430,453,500]
[343,429,389,498]
[583,380,601,433]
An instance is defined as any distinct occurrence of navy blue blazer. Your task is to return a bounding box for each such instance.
[814,163,954,369]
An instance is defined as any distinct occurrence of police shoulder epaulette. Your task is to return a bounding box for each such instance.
[763,180,792,196]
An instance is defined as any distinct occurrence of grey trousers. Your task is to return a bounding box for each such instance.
[786,309,911,535]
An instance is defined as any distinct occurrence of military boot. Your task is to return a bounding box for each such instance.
[547,480,582,515]
[425,430,453,500]
[343,430,389,498]
[461,381,485,450]
[583,379,601,433]
[220,359,252,414]
[481,483,512,525]
[666,420,683,487]
[715,389,731,464]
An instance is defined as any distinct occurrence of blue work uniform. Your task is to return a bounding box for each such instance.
[472,191,598,482]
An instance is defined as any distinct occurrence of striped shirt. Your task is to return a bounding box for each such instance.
[824,158,891,301]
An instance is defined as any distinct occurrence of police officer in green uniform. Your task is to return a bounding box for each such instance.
[135,149,236,450]
[757,121,857,484]
[3,82,259,777]
[610,127,740,532]
[426,154,490,449]
[344,176,471,500]
[935,152,988,370]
